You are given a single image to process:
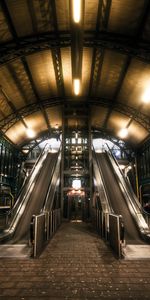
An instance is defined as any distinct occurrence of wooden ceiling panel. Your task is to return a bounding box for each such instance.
[56,0,70,31]
[0,5,12,42]
[26,51,58,100]
[91,106,109,128]
[4,121,27,145]
[84,0,99,30]
[32,0,54,32]
[7,0,33,37]
[45,107,62,129]
[128,121,149,145]
[0,93,12,119]
[82,48,93,96]
[0,65,28,110]
[107,111,130,133]
[97,50,127,98]
[61,47,72,96]
[24,111,47,134]
[8,59,37,105]
[108,0,146,35]
[118,58,150,115]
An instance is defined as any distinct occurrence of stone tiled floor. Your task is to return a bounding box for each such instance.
[0,221,150,299]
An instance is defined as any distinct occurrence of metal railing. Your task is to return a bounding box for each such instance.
[31,208,61,258]
[105,145,150,238]
[92,207,124,258]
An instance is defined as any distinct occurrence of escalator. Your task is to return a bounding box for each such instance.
[93,151,150,245]
[0,149,61,244]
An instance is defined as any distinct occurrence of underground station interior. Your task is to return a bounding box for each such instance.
[0,0,150,299]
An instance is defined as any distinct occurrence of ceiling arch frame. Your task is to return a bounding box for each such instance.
[1,32,150,66]
[0,97,150,133]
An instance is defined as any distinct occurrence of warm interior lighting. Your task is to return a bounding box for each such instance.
[73,79,80,95]
[72,0,81,23]
[118,128,128,139]
[142,87,150,103]
[26,128,35,138]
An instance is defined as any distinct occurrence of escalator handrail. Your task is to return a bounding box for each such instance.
[0,146,50,238]
[92,147,113,213]
[12,143,49,213]
[105,147,150,233]
[106,144,142,212]
[43,148,61,212]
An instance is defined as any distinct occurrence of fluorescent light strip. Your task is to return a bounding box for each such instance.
[73,0,81,23]
[73,79,80,95]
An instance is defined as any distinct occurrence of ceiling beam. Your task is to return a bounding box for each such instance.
[1,31,150,64]
[7,64,31,105]
[0,87,27,129]
[26,0,38,34]
[134,0,150,37]
[100,0,112,30]
[49,0,65,95]
[102,56,131,128]
[89,1,105,96]
[21,56,51,132]
[0,0,18,41]
[0,97,149,133]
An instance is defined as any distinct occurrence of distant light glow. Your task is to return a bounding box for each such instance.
[118,128,128,139]
[26,128,35,138]
[120,165,125,170]
[73,0,81,23]
[22,149,29,154]
[142,87,150,103]
[72,179,81,190]
[75,132,78,139]
[73,79,80,95]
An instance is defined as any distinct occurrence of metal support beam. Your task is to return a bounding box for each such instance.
[49,0,65,95]
[1,0,18,41]
[0,97,149,133]
[1,32,150,64]
[135,0,150,37]
[21,57,51,132]
[89,1,105,95]
[0,87,27,128]
[102,57,131,128]
[100,0,112,30]
[7,64,31,105]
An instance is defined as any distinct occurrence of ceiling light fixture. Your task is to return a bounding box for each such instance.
[142,87,150,104]
[73,79,80,95]
[72,0,81,23]
[118,128,128,139]
[26,128,35,138]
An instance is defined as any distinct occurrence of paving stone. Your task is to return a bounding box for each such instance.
[0,222,150,299]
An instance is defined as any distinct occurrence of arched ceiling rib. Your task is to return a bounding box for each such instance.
[0,0,150,147]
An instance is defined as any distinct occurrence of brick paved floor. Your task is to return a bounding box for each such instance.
[0,221,150,299]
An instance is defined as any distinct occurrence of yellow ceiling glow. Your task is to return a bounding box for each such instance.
[118,128,128,139]
[142,86,150,104]
[26,128,36,138]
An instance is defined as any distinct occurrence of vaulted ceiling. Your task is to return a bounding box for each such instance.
[0,0,150,148]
